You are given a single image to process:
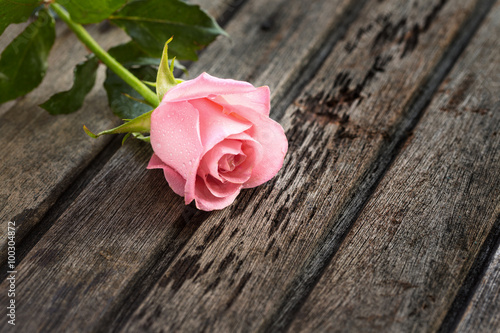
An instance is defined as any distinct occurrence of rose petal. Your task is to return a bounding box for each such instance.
[213,101,288,188]
[163,72,256,103]
[205,175,242,198]
[151,72,287,210]
[150,100,204,204]
[194,175,242,211]
[218,153,246,172]
[218,154,234,172]
[210,86,270,116]
[198,140,243,182]
[189,98,252,154]
[147,154,186,196]
[243,121,287,188]
[221,132,263,184]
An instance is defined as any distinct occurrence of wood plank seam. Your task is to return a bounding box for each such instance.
[282,0,500,330]
[438,212,500,332]
[454,209,500,332]
[270,0,370,121]
[0,136,123,282]
[261,0,498,331]
[96,205,212,333]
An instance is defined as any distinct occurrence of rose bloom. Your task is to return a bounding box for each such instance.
[147,73,288,211]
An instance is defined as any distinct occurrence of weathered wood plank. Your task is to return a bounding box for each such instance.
[190,0,244,23]
[0,0,230,261]
[455,221,500,332]
[120,0,496,332]
[287,2,500,332]
[0,0,362,331]
[0,22,123,259]
[179,0,364,109]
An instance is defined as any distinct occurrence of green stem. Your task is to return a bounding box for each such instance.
[50,3,159,108]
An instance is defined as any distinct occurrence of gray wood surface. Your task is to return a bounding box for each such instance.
[0,0,363,331]
[0,23,122,260]
[455,232,500,333]
[0,0,231,261]
[287,2,500,332]
[1,0,498,331]
[190,0,243,22]
[120,0,496,332]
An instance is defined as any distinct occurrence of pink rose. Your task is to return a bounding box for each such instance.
[147,72,288,211]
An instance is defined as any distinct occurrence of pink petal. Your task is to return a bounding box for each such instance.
[205,175,242,198]
[218,153,246,172]
[163,72,256,103]
[194,175,242,211]
[242,118,287,188]
[210,86,270,116]
[189,98,252,154]
[221,132,263,184]
[147,154,186,196]
[150,101,203,204]
[198,140,243,182]
[218,108,287,188]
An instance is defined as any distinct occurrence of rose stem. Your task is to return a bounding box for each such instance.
[50,3,160,108]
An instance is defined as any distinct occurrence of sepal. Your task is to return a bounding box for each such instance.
[156,37,178,101]
[84,110,153,140]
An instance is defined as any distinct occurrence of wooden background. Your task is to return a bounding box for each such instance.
[0,0,499,331]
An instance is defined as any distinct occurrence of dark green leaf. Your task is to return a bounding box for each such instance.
[104,41,158,119]
[108,41,186,71]
[0,0,40,35]
[0,9,55,104]
[54,0,128,24]
[108,41,160,66]
[109,0,226,60]
[104,65,157,119]
[104,41,186,119]
[39,55,99,114]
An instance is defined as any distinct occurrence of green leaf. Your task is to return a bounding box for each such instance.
[104,41,186,119]
[84,109,152,138]
[54,0,128,24]
[104,65,157,119]
[156,38,177,101]
[104,42,158,119]
[107,41,160,66]
[0,0,41,35]
[108,41,187,71]
[0,9,55,104]
[39,55,99,114]
[109,0,226,60]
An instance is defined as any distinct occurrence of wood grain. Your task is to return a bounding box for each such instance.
[0,22,123,260]
[120,0,496,332]
[287,2,500,332]
[190,0,244,23]
[0,0,230,261]
[0,0,362,331]
[455,226,500,333]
